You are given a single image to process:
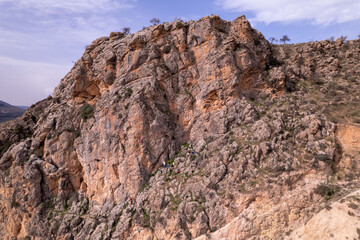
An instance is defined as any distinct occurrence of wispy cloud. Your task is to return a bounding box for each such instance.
[0,0,139,105]
[0,0,135,14]
[0,55,71,105]
[0,0,137,50]
[216,0,360,25]
[0,55,69,70]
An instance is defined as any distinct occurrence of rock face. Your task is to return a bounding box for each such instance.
[0,15,360,239]
[288,190,360,240]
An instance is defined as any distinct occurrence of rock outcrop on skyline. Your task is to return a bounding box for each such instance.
[0,15,360,239]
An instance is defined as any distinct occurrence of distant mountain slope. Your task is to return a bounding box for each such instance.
[0,100,26,123]
[15,106,28,110]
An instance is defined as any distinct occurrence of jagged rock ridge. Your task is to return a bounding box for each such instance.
[0,15,360,239]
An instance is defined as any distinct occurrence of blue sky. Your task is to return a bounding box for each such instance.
[0,0,359,106]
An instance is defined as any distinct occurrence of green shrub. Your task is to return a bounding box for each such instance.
[176,22,184,29]
[80,103,94,120]
[0,141,11,157]
[125,88,133,98]
[314,184,339,200]
[348,203,358,209]
[11,201,20,208]
[13,125,24,134]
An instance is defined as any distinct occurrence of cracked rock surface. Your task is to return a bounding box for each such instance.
[1,15,360,239]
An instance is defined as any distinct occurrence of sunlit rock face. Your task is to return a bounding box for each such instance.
[1,14,360,240]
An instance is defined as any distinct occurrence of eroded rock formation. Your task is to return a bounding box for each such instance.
[1,15,360,239]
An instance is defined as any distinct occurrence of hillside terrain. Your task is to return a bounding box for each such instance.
[0,100,26,123]
[0,15,360,239]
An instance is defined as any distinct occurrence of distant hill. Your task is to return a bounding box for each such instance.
[15,106,28,110]
[0,100,26,123]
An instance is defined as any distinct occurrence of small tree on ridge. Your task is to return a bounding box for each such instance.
[268,37,277,43]
[280,35,290,44]
[122,27,131,35]
[340,35,347,41]
[150,18,161,25]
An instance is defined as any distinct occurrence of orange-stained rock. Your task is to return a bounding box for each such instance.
[0,14,360,239]
[335,124,360,171]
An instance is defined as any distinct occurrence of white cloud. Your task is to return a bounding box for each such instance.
[0,55,69,70]
[0,0,136,57]
[0,0,138,105]
[217,0,360,25]
[0,0,135,14]
[0,55,71,105]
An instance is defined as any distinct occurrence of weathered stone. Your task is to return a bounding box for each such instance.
[0,14,360,240]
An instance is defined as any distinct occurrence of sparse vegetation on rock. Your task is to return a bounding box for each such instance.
[314,184,339,200]
[0,14,360,240]
[80,103,94,120]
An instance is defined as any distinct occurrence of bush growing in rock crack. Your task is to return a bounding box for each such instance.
[176,22,184,29]
[314,184,339,200]
[80,103,94,120]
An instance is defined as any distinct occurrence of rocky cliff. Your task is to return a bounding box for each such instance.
[1,15,360,240]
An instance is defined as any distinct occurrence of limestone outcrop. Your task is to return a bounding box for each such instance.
[0,15,360,239]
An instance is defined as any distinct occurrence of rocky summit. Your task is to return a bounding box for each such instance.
[0,15,360,240]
